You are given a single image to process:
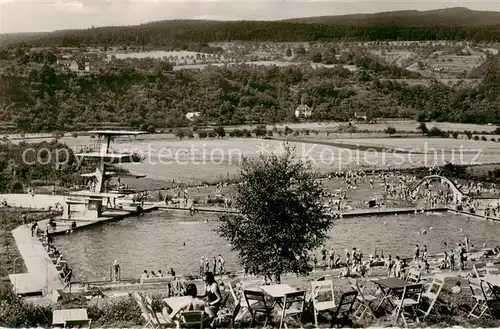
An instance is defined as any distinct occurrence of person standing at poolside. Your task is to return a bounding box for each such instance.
[205,258,210,273]
[112,260,120,282]
[217,254,225,274]
[199,257,205,277]
[212,257,217,275]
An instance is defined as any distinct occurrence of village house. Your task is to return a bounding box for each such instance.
[295,104,312,118]
[354,112,367,121]
[185,112,201,121]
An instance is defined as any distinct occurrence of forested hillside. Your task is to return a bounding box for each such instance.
[1,49,500,132]
[4,8,500,48]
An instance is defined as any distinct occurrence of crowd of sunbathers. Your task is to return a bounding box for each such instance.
[308,234,498,279]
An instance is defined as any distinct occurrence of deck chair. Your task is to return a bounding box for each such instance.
[226,278,254,325]
[473,262,489,278]
[349,278,377,320]
[393,283,424,327]
[178,311,205,329]
[244,289,275,328]
[133,292,172,329]
[468,278,494,319]
[406,269,421,284]
[418,275,445,319]
[311,280,336,328]
[330,290,358,328]
[279,290,306,329]
[133,293,156,329]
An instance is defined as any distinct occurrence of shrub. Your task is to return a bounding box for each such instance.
[481,136,487,141]
[232,129,243,137]
[198,130,207,139]
[0,283,52,327]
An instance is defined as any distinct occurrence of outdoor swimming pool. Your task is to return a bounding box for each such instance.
[54,211,500,281]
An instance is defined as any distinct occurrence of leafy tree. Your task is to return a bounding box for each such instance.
[427,127,446,137]
[452,131,459,139]
[284,126,293,136]
[232,129,243,138]
[217,144,333,282]
[481,136,487,141]
[198,130,208,139]
[473,135,480,140]
[214,126,226,138]
[285,48,292,57]
[465,131,473,139]
[385,126,397,135]
[311,53,322,63]
[417,122,429,135]
[253,125,267,137]
[175,129,186,140]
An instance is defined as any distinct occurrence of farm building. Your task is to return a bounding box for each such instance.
[186,112,201,121]
[354,112,367,121]
[295,105,312,118]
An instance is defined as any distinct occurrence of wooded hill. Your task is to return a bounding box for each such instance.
[3,8,500,47]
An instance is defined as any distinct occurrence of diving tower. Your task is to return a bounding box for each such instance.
[64,130,148,220]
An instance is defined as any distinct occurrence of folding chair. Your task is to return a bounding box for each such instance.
[473,262,489,278]
[133,292,172,328]
[244,289,276,328]
[406,269,421,284]
[468,278,494,319]
[349,278,377,320]
[419,275,445,319]
[393,283,424,327]
[330,290,358,328]
[311,280,336,328]
[132,293,157,329]
[279,290,306,329]
[226,278,254,325]
[178,311,205,329]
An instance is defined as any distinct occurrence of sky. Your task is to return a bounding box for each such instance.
[1,0,500,33]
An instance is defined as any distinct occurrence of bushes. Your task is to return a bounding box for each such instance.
[0,283,52,327]
[0,283,144,328]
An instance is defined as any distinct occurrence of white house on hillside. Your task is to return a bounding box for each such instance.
[295,105,312,118]
[186,112,201,121]
[354,112,367,121]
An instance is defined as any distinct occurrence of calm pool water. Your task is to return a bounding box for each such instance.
[54,211,500,281]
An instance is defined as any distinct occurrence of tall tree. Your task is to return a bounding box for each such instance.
[217,143,333,282]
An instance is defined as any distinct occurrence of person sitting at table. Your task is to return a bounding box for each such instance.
[162,283,206,320]
[198,272,222,318]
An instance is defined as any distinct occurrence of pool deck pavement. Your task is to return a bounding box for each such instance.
[1,193,65,209]
[9,226,64,296]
